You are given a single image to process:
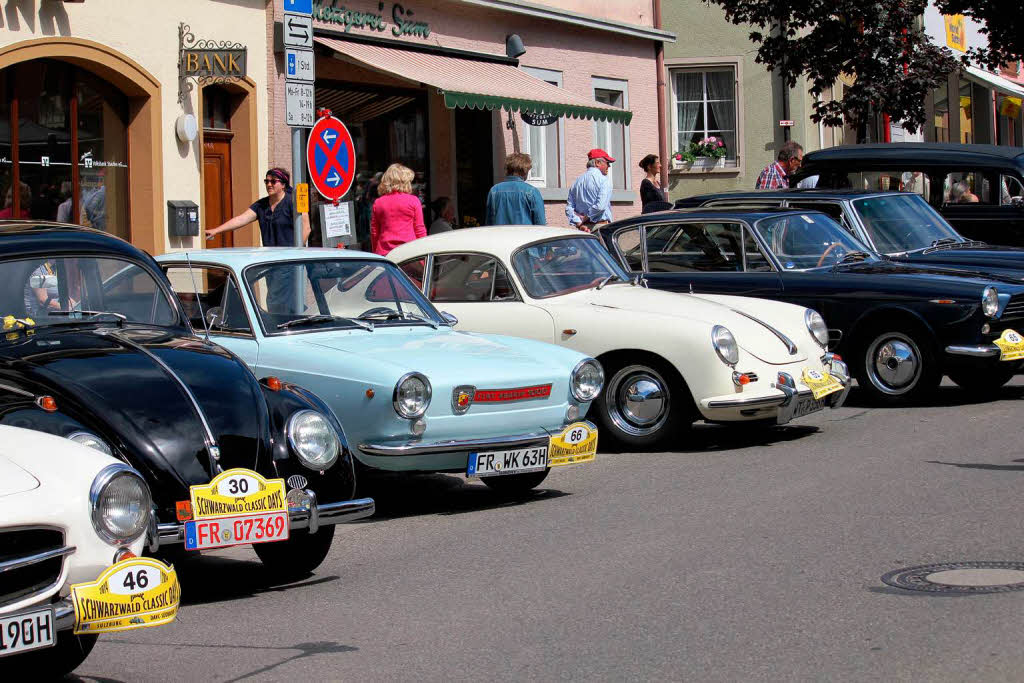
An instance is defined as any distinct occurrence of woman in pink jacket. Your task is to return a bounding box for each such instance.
[370,163,426,255]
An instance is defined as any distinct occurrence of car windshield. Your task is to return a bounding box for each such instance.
[852,194,962,253]
[243,258,442,334]
[0,255,179,329]
[511,236,631,298]
[753,213,878,270]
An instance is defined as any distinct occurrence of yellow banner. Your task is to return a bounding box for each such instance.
[945,14,967,52]
[801,369,844,400]
[1000,97,1022,119]
[994,328,1024,361]
[189,468,287,520]
[71,558,179,635]
[549,421,598,467]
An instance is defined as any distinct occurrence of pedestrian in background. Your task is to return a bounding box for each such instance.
[205,167,311,246]
[370,163,425,255]
[566,149,614,231]
[755,141,803,189]
[485,153,545,225]
[638,154,669,212]
[429,197,455,234]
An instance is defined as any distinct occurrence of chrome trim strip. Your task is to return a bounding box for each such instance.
[359,430,552,456]
[706,394,789,409]
[0,545,76,574]
[945,344,1000,357]
[730,309,798,355]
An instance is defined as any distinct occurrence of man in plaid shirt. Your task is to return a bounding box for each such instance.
[755,141,803,189]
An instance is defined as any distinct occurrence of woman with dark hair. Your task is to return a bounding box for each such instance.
[638,154,667,211]
[429,196,454,234]
[205,167,311,246]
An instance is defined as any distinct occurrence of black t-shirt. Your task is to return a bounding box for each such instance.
[640,178,667,207]
[250,188,297,247]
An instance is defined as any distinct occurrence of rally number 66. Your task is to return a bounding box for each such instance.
[565,427,588,445]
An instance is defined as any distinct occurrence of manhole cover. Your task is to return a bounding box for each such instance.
[882,561,1024,594]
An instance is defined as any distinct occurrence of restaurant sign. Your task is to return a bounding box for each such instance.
[313,1,430,39]
[178,23,247,102]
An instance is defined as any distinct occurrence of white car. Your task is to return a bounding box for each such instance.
[0,426,158,676]
[389,227,851,447]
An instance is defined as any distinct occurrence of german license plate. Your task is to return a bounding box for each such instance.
[0,608,54,657]
[793,395,825,419]
[184,511,289,550]
[467,446,548,477]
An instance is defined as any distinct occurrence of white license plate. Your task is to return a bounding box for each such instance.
[0,608,55,657]
[467,446,548,477]
[793,395,825,419]
[184,511,289,550]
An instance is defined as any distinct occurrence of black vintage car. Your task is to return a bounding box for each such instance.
[791,143,1024,245]
[675,189,1024,277]
[0,223,374,575]
[596,208,1024,404]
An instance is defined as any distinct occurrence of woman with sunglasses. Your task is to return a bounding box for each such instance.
[205,167,311,247]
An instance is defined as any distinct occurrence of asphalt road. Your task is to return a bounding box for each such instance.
[75,379,1024,682]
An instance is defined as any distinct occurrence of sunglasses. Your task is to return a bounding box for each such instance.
[264,178,281,185]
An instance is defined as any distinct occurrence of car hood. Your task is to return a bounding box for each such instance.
[839,259,1024,288]
[0,325,272,503]
[566,284,809,364]
[902,248,1024,280]
[0,454,39,498]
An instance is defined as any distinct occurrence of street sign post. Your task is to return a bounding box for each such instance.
[286,48,315,82]
[282,13,313,48]
[306,115,356,202]
[282,0,314,252]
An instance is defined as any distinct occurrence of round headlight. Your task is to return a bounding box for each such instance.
[982,286,999,318]
[712,325,739,366]
[68,431,113,457]
[393,372,431,419]
[286,410,340,470]
[805,309,829,348]
[89,464,151,545]
[571,358,604,402]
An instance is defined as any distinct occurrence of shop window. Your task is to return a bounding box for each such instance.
[671,67,737,163]
[933,82,950,142]
[202,86,232,130]
[520,67,563,189]
[0,60,129,240]
[959,80,973,143]
[593,78,629,190]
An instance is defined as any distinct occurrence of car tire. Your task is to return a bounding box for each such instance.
[480,468,549,494]
[594,359,691,448]
[855,327,940,405]
[5,632,97,677]
[948,365,1018,394]
[253,525,335,579]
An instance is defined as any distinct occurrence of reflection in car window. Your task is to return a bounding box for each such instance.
[165,266,252,334]
[852,194,961,253]
[1000,175,1024,205]
[753,213,874,270]
[398,258,425,289]
[511,237,629,299]
[1,256,178,326]
[243,259,440,334]
[943,171,992,204]
[644,222,745,273]
[428,253,517,302]
[614,228,643,271]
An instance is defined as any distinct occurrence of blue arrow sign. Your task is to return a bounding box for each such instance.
[322,130,335,146]
[283,0,313,15]
[326,171,341,187]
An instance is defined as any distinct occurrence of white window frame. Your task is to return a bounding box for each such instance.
[666,57,744,173]
[520,66,565,189]
[591,76,631,190]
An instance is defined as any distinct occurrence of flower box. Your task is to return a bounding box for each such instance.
[692,156,726,170]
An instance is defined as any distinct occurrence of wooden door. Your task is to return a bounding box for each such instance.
[202,132,234,248]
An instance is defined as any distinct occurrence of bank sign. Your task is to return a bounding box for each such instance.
[313,1,430,39]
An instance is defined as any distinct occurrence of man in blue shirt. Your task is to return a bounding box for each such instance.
[566,148,614,231]
[485,153,546,226]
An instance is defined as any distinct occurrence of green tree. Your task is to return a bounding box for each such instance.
[935,1,1023,69]
[704,0,959,135]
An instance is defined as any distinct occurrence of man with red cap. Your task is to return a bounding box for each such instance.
[565,148,615,231]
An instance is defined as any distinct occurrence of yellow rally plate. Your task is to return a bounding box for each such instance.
[994,328,1024,361]
[71,557,180,635]
[801,368,844,400]
[548,421,598,467]
[189,468,287,520]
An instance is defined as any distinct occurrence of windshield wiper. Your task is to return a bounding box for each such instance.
[595,274,621,290]
[837,251,873,264]
[357,309,438,329]
[930,237,959,247]
[277,314,372,331]
[48,310,126,325]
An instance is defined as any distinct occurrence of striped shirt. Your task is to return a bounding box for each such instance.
[755,161,789,189]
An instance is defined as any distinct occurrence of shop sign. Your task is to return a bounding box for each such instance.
[521,111,558,127]
[313,1,430,39]
[1000,97,1022,119]
[944,14,967,53]
[177,23,247,103]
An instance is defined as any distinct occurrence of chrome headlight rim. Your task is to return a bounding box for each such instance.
[805,309,829,348]
[711,325,739,366]
[89,463,152,546]
[982,286,999,318]
[392,371,432,419]
[68,430,114,457]
[286,409,340,471]
[570,358,604,402]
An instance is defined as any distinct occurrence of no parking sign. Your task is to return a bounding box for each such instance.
[306,115,356,201]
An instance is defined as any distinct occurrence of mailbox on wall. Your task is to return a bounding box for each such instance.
[168,200,200,237]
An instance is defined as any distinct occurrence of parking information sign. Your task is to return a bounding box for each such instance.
[285,83,314,127]
[283,0,314,129]
[306,115,356,201]
[286,48,314,82]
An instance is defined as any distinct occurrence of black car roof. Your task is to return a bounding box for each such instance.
[0,221,147,261]
[802,143,1024,168]
[603,206,828,231]
[674,189,909,206]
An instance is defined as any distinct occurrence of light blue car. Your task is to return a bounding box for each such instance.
[156,248,603,493]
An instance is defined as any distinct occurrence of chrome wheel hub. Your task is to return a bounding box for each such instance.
[867,334,921,394]
[607,365,670,437]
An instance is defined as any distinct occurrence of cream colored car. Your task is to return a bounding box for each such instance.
[389,227,850,448]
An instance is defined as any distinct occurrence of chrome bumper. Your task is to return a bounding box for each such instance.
[946,344,1000,358]
[359,429,552,457]
[151,494,375,548]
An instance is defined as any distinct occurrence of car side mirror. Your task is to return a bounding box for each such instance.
[440,311,458,327]
[205,307,222,329]
[1011,196,1024,208]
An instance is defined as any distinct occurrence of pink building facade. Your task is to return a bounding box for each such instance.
[267,0,673,240]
